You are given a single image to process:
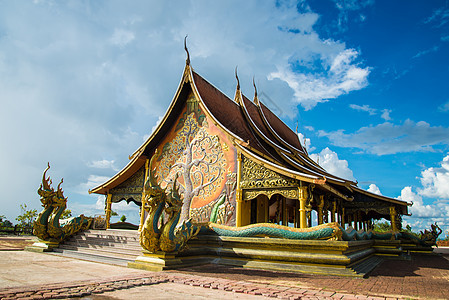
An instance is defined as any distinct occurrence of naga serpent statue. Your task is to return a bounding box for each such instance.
[139,152,441,252]
[140,151,201,253]
[33,163,92,243]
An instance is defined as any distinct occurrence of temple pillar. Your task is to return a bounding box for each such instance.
[341,207,345,228]
[331,201,336,223]
[317,195,324,225]
[354,213,358,230]
[139,158,150,231]
[236,153,243,227]
[105,193,112,229]
[298,186,308,228]
[282,198,287,226]
[390,206,398,231]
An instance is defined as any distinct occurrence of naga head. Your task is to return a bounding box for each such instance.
[164,173,183,215]
[37,163,55,206]
[144,149,166,200]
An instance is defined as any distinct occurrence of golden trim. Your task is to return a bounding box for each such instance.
[105,193,112,229]
[236,151,243,227]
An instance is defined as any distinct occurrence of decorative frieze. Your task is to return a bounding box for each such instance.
[240,156,298,189]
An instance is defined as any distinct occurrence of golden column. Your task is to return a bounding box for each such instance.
[282,198,287,226]
[298,186,308,228]
[341,207,345,228]
[236,152,243,227]
[390,206,398,231]
[317,195,324,225]
[105,193,112,229]
[139,158,150,231]
[331,200,336,223]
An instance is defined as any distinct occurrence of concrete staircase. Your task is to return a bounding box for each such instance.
[53,229,142,266]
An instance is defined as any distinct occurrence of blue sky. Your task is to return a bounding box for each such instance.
[0,0,448,236]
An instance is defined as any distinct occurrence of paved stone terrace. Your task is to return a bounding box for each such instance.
[0,270,410,300]
[0,239,448,300]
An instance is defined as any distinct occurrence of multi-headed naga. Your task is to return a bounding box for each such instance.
[140,151,200,253]
[33,163,92,243]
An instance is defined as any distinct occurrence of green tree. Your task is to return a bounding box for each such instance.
[120,215,127,222]
[373,220,391,232]
[111,210,118,216]
[15,204,38,229]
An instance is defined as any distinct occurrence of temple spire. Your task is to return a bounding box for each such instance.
[184,35,190,66]
[234,66,241,103]
[253,76,259,105]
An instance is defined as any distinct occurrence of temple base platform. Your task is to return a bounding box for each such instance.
[129,235,383,277]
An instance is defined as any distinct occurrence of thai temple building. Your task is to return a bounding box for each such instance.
[90,50,410,234]
[29,44,442,277]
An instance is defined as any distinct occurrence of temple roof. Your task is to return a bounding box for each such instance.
[90,61,410,214]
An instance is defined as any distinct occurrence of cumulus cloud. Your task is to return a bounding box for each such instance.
[310,147,355,181]
[319,119,449,155]
[269,49,370,110]
[367,184,382,195]
[88,160,119,171]
[418,154,449,199]
[0,1,372,221]
[397,154,449,234]
[297,132,315,152]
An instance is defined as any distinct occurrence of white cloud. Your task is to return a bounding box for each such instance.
[110,29,135,47]
[310,147,355,181]
[319,119,449,155]
[418,154,449,199]
[398,186,441,218]
[268,48,370,110]
[76,175,111,194]
[349,104,376,115]
[397,154,449,234]
[0,1,373,222]
[297,132,315,152]
[380,109,392,121]
[412,45,439,59]
[349,104,392,121]
[438,101,449,112]
[88,160,119,171]
[367,183,382,195]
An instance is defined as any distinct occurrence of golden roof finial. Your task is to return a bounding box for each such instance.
[253,76,259,105]
[184,35,190,66]
[235,66,240,91]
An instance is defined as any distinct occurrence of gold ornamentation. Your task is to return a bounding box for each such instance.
[140,152,200,253]
[240,157,298,189]
[242,188,298,201]
[33,163,92,243]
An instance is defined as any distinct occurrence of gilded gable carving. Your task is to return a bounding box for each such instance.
[240,156,298,189]
[110,166,145,203]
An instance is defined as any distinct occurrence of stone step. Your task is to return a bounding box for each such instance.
[64,239,140,248]
[349,255,383,277]
[53,229,141,266]
[57,244,141,259]
[79,230,139,239]
[67,235,141,246]
[60,242,142,254]
[52,248,132,267]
